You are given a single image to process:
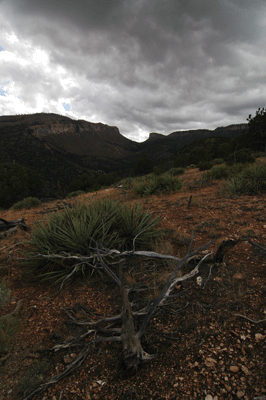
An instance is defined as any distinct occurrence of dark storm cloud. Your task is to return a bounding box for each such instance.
[1,0,266,140]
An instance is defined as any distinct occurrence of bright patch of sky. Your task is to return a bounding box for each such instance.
[62,102,71,111]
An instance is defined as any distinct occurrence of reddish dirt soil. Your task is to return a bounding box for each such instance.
[0,166,265,400]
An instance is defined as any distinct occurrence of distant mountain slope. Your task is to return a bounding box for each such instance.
[141,124,248,163]
[0,113,248,190]
[0,112,139,157]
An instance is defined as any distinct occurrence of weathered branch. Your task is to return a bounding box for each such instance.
[137,240,212,339]
[0,218,27,237]
[233,314,266,324]
[213,239,240,263]
[22,237,215,398]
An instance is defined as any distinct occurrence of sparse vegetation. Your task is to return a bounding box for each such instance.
[167,167,185,176]
[66,190,86,198]
[1,111,266,400]
[26,198,161,282]
[223,163,266,195]
[133,173,182,196]
[11,197,41,210]
[204,164,230,180]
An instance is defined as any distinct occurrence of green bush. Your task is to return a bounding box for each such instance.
[198,161,212,171]
[168,167,185,176]
[229,163,246,176]
[226,149,255,165]
[118,177,133,189]
[211,158,224,166]
[66,190,86,198]
[0,279,21,353]
[0,164,44,209]
[26,198,161,283]
[12,197,41,210]
[204,165,230,180]
[133,173,182,196]
[223,163,266,195]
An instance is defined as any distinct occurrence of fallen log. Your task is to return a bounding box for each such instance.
[0,218,27,237]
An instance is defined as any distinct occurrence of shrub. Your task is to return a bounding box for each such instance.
[229,163,246,176]
[0,279,21,353]
[211,158,224,166]
[198,161,212,171]
[12,197,41,210]
[26,198,161,283]
[0,164,43,209]
[118,177,133,189]
[226,149,255,165]
[133,174,182,196]
[223,163,266,195]
[168,167,185,176]
[204,165,230,180]
[66,190,86,198]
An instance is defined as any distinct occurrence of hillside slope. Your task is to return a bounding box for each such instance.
[0,164,265,400]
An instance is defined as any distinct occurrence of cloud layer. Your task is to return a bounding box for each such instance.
[1,0,266,141]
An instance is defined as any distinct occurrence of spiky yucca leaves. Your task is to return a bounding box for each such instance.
[223,163,266,195]
[26,198,161,283]
[133,173,182,196]
[119,202,161,249]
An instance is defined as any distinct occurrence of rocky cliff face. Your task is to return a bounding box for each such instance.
[0,113,249,174]
[27,119,138,157]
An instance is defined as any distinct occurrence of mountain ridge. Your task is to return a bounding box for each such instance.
[0,113,249,196]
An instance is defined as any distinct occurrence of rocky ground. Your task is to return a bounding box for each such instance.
[0,166,265,400]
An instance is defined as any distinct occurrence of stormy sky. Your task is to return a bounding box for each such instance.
[1,0,266,142]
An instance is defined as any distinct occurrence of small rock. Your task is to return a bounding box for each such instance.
[233,273,243,279]
[230,365,240,373]
[205,357,217,368]
[63,355,72,364]
[205,395,213,400]
[236,390,245,398]
[255,333,265,341]
[241,365,251,375]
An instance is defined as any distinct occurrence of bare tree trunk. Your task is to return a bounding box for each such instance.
[119,267,144,371]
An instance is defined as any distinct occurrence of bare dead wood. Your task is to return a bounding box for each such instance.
[213,239,240,263]
[187,195,192,208]
[21,237,216,399]
[119,265,146,371]
[0,218,27,237]
[21,231,266,400]
[233,314,266,324]
[136,240,212,339]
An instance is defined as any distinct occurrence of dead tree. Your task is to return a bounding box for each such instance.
[22,236,215,400]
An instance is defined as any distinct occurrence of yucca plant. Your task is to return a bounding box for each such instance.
[118,202,161,249]
[133,173,182,196]
[222,176,246,195]
[25,198,161,283]
[223,163,266,195]
[204,165,230,180]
